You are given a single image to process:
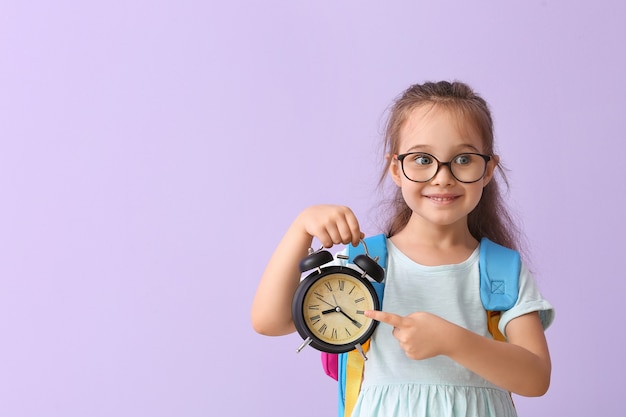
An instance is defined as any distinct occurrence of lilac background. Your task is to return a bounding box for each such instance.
[1,1,624,416]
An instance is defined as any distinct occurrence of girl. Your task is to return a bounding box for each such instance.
[251,81,554,417]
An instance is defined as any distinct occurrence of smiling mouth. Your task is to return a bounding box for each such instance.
[426,195,458,202]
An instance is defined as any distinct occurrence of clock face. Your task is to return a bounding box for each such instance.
[293,266,379,353]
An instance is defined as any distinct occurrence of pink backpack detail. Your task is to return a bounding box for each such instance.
[321,352,339,381]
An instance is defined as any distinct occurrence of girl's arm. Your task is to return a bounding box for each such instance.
[444,311,551,396]
[251,205,363,336]
[365,310,551,397]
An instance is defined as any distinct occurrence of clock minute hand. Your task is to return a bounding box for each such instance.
[331,294,359,324]
[320,306,359,328]
[338,309,360,326]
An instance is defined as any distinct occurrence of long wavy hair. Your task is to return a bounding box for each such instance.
[379,81,524,252]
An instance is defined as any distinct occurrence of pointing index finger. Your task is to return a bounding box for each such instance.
[365,310,404,328]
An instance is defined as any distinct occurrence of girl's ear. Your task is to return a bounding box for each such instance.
[482,154,499,187]
[387,153,403,187]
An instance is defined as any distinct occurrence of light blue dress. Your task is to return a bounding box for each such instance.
[350,241,554,417]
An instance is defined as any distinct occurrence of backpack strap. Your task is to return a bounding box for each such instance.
[479,238,521,342]
[339,234,387,417]
[478,238,520,311]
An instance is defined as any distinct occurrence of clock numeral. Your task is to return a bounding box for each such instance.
[354,297,366,304]
[356,310,365,315]
[314,291,324,299]
[331,328,338,340]
[319,324,327,335]
[308,304,320,310]
[324,282,333,292]
[309,315,321,325]
[338,280,345,291]
[345,328,351,337]
[349,285,356,295]
[353,321,363,329]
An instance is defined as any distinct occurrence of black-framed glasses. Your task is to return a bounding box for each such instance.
[395,152,491,183]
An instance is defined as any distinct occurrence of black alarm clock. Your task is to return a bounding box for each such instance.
[292,239,385,356]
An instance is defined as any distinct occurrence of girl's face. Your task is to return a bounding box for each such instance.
[389,105,497,232]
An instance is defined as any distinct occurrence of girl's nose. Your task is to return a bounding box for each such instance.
[430,163,456,186]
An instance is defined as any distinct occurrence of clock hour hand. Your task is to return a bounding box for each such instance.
[317,296,359,325]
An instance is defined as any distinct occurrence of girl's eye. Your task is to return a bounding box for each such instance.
[453,154,472,165]
[412,154,433,165]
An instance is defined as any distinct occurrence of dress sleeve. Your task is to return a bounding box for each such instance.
[498,263,555,338]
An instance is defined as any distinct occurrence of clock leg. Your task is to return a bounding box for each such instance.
[355,343,368,361]
[296,337,313,353]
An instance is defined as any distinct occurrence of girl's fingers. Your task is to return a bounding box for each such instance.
[365,310,404,328]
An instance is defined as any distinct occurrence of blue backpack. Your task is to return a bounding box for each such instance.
[321,234,521,417]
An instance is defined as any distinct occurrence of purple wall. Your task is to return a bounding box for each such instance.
[1,1,624,415]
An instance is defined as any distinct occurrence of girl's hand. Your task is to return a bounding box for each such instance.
[365,310,452,360]
[367,309,552,396]
[251,204,363,337]
[295,205,364,248]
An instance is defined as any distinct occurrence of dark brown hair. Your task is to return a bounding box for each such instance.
[379,81,523,251]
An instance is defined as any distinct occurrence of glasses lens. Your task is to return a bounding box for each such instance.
[401,153,438,182]
[449,154,487,183]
